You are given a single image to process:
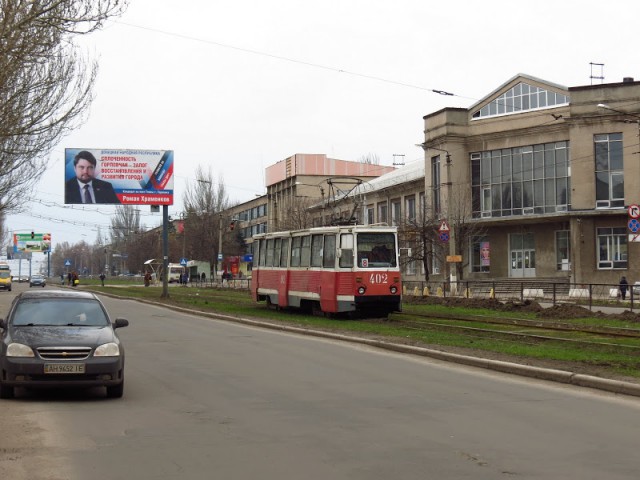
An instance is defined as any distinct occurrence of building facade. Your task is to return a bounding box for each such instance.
[422,73,640,285]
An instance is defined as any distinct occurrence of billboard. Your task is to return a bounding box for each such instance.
[14,233,51,253]
[64,148,174,205]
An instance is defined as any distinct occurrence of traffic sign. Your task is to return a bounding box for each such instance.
[438,220,450,232]
[439,232,449,243]
[64,259,71,266]
[628,218,640,233]
[180,257,188,266]
[629,204,640,219]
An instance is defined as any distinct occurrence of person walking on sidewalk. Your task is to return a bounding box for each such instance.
[619,276,629,300]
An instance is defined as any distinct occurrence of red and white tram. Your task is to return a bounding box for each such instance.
[251,225,402,316]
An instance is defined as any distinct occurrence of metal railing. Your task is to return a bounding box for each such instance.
[401,280,637,311]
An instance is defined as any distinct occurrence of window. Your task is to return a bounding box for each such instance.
[391,200,401,226]
[280,238,289,267]
[339,233,354,268]
[471,141,570,218]
[471,236,490,273]
[300,236,311,267]
[472,82,569,119]
[290,237,301,267]
[323,235,336,268]
[405,196,416,222]
[366,206,374,225]
[595,133,624,208]
[555,230,570,271]
[378,203,388,224]
[597,227,627,269]
[311,234,323,267]
[431,155,441,216]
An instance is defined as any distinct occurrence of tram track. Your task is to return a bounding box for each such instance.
[392,311,640,351]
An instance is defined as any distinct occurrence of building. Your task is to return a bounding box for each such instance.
[421,73,640,285]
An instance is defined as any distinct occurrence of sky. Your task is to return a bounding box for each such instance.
[6,0,640,250]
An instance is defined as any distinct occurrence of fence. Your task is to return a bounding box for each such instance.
[401,279,638,311]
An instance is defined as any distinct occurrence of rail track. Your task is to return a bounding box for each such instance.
[392,311,640,351]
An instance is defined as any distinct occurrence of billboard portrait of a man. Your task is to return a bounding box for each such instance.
[64,150,120,204]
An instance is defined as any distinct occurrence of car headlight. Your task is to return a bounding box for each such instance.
[94,343,120,357]
[7,343,35,357]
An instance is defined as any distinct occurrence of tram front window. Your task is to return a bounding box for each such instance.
[357,233,396,268]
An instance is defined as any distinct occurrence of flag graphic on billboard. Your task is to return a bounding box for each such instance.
[64,149,174,205]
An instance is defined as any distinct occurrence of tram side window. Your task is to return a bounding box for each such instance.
[258,240,266,266]
[280,238,289,267]
[300,235,311,267]
[311,234,323,267]
[323,235,336,268]
[291,237,302,267]
[339,233,354,268]
[265,239,275,267]
[273,238,282,267]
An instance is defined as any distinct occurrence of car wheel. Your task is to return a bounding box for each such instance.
[106,381,124,399]
[0,383,15,399]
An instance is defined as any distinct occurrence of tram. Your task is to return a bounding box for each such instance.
[251,225,402,316]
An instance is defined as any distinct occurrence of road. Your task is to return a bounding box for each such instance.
[1,285,640,479]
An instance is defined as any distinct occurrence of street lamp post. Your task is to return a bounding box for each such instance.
[418,143,455,292]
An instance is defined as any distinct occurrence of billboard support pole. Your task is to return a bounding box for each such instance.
[161,205,170,298]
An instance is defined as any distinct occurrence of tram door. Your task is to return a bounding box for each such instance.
[509,233,536,278]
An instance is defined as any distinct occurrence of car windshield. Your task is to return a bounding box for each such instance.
[11,298,110,327]
[356,233,397,268]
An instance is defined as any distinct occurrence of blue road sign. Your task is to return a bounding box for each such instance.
[180,257,188,266]
[439,232,449,243]
[629,218,640,233]
[64,259,71,266]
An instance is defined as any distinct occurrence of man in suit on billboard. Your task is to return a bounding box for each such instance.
[65,150,120,204]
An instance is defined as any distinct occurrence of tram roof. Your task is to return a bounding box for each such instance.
[253,224,397,239]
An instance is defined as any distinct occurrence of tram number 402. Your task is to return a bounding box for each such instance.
[369,273,389,284]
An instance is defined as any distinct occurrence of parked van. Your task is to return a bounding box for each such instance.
[0,263,12,291]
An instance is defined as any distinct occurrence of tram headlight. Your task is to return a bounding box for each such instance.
[390,285,398,295]
[357,286,367,295]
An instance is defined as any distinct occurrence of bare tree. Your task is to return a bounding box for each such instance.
[182,166,231,271]
[276,196,317,231]
[0,0,129,214]
[359,153,380,165]
[446,180,487,282]
[109,205,141,274]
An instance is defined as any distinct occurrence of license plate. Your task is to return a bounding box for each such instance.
[44,363,86,374]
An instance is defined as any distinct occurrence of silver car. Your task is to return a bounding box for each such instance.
[29,274,46,287]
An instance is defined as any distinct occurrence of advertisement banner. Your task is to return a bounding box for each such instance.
[64,148,174,205]
[14,233,51,253]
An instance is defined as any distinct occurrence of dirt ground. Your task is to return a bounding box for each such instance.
[403,295,640,322]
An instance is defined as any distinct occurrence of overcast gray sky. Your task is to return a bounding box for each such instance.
[7,0,639,249]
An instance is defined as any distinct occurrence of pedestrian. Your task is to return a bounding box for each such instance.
[67,272,72,286]
[99,273,106,287]
[144,271,151,287]
[619,276,629,300]
[60,273,64,285]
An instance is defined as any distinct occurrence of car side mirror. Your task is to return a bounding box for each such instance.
[113,318,129,329]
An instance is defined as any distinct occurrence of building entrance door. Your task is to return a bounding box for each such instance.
[510,233,536,277]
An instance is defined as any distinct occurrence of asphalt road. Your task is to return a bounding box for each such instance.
[1,285,640,479]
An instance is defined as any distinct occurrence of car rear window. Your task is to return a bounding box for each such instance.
[11,299,110,327]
